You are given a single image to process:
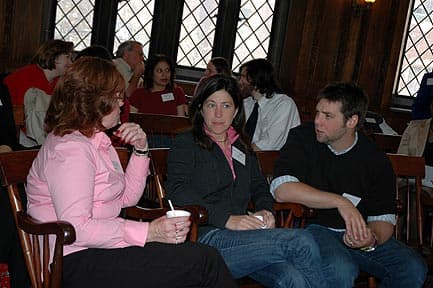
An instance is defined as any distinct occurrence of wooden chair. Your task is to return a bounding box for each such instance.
[0,148,204,287]
[255,150,309,228]
[0,149,75,288]
[12,104,25,135]
[387,153,425,246]
[126,147,207,241]
[129,112,191,147]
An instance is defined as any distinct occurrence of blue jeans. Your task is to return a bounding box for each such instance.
[306,224,427,288]
[199,228,326,288]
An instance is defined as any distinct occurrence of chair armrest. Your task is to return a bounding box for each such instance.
[17,211,76,245]
[124,205,208,225]
[124,205,208,242]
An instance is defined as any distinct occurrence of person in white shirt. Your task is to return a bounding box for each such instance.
[240,59,300,151]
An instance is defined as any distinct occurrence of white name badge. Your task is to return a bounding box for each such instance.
[427,78,433,86]
[112,161,122,172]
[232,146,246,166]
[342,193,361,207]
[161,92,175,102]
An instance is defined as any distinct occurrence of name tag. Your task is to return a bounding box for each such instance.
[0,99,2,106]
[232,146,245,166]
[427,78,433,86]
[342,193,361,207]
[161,92,175,102]
[112,161,122,172]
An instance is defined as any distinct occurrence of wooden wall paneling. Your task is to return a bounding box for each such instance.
[2,0,44,72]
[381,0,412,109]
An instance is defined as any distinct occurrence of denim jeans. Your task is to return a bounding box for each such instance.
[199,228,326,288]
[306,224,427,288]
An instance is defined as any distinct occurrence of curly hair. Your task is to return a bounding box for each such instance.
[189,74,250,150]
[143,54,175,90]
[45,57,125,137]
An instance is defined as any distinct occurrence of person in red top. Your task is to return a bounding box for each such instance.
[4,39,73,145]
[4,39,74,105]
[130,54,187,116]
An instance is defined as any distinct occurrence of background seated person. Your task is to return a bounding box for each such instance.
[398,97,433,188]
[113,40,145,98]
[130,54,187,116]
[272,82,427,287]
[193,57,232,97]
[26,57,236,288]
[4,39,73,146]
[240,59,300,151]
[166,74,326,288]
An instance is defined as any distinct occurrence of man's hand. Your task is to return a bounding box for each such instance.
[337,198,369,242]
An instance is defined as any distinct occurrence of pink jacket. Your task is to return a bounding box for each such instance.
[26,131,150,257]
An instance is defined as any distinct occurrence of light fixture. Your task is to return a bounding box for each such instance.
[352,0,375,16]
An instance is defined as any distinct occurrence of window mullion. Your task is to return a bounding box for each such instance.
[212,0,241,66]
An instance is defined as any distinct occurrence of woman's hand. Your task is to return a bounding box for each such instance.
[114,122,148,151]
[147,215,191,244]
[225,214,268,230]
[253,210,275,229]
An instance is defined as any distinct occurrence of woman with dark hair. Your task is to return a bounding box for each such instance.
[166,74,326,288]
[130,54,187,116]
[26,57,236,288]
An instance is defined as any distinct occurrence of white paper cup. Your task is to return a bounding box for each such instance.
[254,215,264,222]
[166,210,191,218]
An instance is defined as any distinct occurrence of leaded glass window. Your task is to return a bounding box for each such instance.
[114,0,155,57]
[54,0,95,50]
[177,0,219,69]
[396,0,433,97]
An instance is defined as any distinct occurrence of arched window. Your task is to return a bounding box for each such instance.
[395,0,433,100]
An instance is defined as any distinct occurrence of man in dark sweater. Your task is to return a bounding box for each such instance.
[271,82,427,287]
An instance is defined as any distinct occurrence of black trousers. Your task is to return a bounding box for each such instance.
[62,242,236,288]
[0,186,30,288]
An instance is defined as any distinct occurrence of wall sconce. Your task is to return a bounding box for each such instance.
[352,0,375,16]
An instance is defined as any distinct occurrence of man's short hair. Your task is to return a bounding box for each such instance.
[32,39,74,70]
[115,40,143,58]
[317,82,369,129]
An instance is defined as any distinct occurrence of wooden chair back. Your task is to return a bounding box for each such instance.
[12,104,25,134]
[149,148,170,208]
[255,151,307,228]
[125,147,205,241]
[386,153,425,246]
[371,133,401,153]
[129,112,191,147]
[0,150,76,288]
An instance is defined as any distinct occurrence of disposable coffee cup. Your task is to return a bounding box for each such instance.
[254,215,264,222]
[166,210,191,218]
